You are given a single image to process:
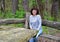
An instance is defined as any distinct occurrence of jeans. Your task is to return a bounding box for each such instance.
[29,29,43,42]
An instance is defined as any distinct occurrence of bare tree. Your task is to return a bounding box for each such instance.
[22,0,29,28]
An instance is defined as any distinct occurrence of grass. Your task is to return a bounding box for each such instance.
[0,10,25,28]
[0,10,25,18]
[0,23,24,28]
[42,26,49,34]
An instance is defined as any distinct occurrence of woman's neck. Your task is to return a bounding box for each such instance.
[32,15,36,16]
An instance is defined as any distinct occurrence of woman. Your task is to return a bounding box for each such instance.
[29,8,43,42]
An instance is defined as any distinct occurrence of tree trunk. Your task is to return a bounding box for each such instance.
[44,0,52,19]
[12,0,18,14]
[51,0,59,21]
[1,0,5,13]
[42,20,60,30]
[22,0,29,28]
[0,18,60,30]
[22,0,29,12]
[36,0,44,19]
[59,0,60,9]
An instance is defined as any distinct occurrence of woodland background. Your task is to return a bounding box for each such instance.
[0,0,60,36]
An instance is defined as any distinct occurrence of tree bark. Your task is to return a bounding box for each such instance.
[22,0,29,12]
[0,18,60,30]
[1,0,5,13]
[51,0,59,21]
[0,18,25,24]
[38,34,60,42]
[36,0,44,19]
[12,0,18,14]
[42,20,60,30]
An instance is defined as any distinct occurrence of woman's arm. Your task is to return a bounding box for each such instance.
[29,16,32,29]
[37,15,42,30]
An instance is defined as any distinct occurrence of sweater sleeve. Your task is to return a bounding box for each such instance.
[37,15,42,30]
[29,16,32,29]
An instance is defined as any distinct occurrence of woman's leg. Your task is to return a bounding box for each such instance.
[29,37,34,42]
[29,28,43,42]
[36,29,43,38]
[35,29,43,42]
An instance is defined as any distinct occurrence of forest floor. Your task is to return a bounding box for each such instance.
[47,28,60,37]
[54,32,60,37]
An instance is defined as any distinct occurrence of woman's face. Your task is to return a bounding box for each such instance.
[32,10,37,15]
